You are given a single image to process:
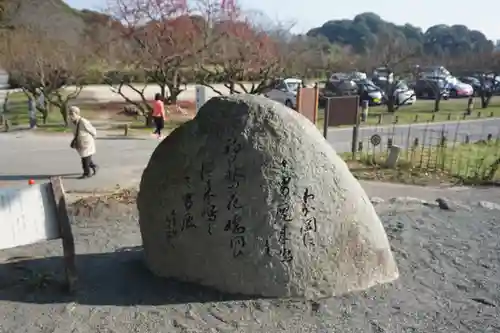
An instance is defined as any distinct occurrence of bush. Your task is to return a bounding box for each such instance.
[7,72,22,89]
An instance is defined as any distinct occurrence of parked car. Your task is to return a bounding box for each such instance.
[328,71,367,83]
[445,77,473,97]
[356,79,384,106]
[417,65,451,80]
[393,80,416,105]
[415,79,450,99]
[264,78,302,109]
[459,76,483,95]
[372,66,394,83]
[318,79,360,107]
[372,78,416,106]
[322,79,358,97]
[483,74,500,95]
[328,72,350,83]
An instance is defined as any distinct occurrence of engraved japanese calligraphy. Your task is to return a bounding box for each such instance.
[300,187,317,247]
[165,209,178,242]
[267,159,295,262]
[181,176,197,231]
[224,137,246,258]
[201,159,217,235]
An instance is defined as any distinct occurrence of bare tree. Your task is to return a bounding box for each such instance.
[468,53,500,109]
[0,0,19,30]
[1,28,91,125]
[282,35,351,81]
[362,34,418,113]
[106,0,208,123]
[196,9,287,95]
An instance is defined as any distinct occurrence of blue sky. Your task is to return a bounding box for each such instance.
[66,0,499,40]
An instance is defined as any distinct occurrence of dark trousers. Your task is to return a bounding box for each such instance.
[81,155,97,176]
[153,116,164,135]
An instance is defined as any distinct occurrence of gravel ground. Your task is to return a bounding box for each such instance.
[0,191,499,332]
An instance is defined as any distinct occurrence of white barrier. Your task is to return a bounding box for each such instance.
[0,177,77,292]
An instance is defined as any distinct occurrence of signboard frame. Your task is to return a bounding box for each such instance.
[0,177,77,292]
[296,85,319,124]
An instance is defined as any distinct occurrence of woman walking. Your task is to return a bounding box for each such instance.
[152,93,166,139]
[68,106,98,179]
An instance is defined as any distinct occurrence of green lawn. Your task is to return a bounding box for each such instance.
[2,99,62,126]
[315,97,500,130]
[344,138,500,186]
[4,90,500,134]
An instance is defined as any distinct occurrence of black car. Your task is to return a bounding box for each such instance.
[355,79,385,106]
[415,79,450,100]
[319,79,358,107]
[319,79,385,106]
[323,79,358,96]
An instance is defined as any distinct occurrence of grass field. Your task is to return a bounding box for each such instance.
[3,91,500,134]
[315,96,500,129]
[345,138,500,186]
[0,91,194,134]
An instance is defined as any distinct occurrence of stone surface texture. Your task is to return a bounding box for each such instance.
[137,94,399,299]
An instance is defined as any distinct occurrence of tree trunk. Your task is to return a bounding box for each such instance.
[160,85,166,100]
[386,98,395,113]
[478,81,491,109]
[386,85,396,113]
[482,91,492,108]
[166,77,183,105]
[59,103,68,126]
[38,107,48,124]
[434,94,441,112]
[145,112,152,127]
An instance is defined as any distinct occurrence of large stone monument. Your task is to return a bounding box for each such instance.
[137,94,398,299]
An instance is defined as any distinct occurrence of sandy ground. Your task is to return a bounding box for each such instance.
[0,189,499,332]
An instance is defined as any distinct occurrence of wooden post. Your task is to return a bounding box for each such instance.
[49,177,77,293]
[313,83,319,124]
[351,96,361,160]
[295,86,302,112]
[361,100,369,122]
[124,123,130,136]
[323,98,330,139]
[477,111,481,118]
[358,141,363,152]
[431,114,435,122]
[447,113,451,121]
[377,114,382,124]
[414,115,419,123]
[440,134,447,147]
[4,119,10,132]
[490,111,494,117]
[466,96,473,115]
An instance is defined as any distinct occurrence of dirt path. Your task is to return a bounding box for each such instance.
[0,188,499,332]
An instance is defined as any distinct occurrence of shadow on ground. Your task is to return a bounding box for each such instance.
[0,247,259,306]
[0,173,80,181]
[97,136,147,141]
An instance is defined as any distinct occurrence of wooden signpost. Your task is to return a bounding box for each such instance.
[0,177,77,292]
[323,96,361,159]
[296,84,319,124]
